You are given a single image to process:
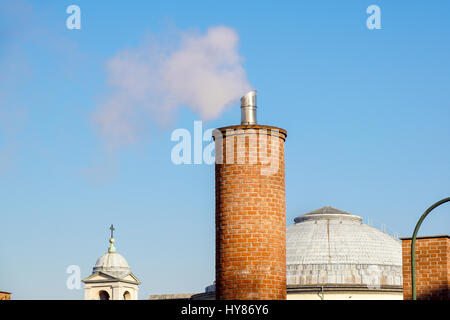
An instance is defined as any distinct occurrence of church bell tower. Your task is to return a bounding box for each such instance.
[82,225,140,300]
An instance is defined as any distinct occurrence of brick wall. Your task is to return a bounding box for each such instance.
[0,292,11,300]
[401,235,449,300]
[214,125,287,300]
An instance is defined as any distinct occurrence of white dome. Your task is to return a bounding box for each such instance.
[93,252,131,278]
[286,207,402,288]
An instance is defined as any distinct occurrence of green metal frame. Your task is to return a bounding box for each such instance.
[411,197,450,300]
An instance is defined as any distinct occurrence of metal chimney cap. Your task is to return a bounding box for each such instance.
[240,90,257,107]
[240,90,257,125]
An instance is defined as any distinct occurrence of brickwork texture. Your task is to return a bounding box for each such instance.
[0,292,11,300]
[402,235,449,300]
[214,125,287,300]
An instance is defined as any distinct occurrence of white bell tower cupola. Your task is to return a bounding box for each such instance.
[82,225,140,300]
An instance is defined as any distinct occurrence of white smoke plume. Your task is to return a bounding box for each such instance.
[93,26,252,149]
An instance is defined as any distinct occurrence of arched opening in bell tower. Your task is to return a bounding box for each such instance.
[98,290,110,300]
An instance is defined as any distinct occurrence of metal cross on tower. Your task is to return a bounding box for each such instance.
[110,224,115,238]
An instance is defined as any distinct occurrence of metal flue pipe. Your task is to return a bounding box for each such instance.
[240,90,257,125]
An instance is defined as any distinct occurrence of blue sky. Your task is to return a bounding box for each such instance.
[1,0,449,299]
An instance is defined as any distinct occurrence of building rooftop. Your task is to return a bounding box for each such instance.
[287,206,403,288]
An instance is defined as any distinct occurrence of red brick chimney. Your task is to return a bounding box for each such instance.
[213,91,287,300]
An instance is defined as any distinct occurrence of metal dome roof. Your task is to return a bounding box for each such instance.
[286,207,402,288]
